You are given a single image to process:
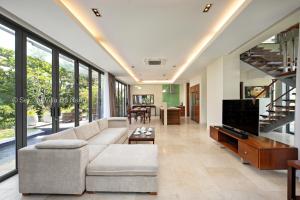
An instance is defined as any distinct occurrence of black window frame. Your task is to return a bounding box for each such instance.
[115,80,128,117]
[0,13,105,182]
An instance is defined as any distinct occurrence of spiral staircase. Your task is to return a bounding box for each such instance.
[240,25,298,132]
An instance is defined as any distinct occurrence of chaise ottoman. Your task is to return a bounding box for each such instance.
[86,144,158,194]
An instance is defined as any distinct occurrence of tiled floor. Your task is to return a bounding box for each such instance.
[0,117,299,200]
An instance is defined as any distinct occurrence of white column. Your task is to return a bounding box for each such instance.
[162,102,168,126]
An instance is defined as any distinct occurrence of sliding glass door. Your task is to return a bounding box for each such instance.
[0,23,16,177]
[59,54,75,130]
[115,80,128,117]
[26,37,53,145]
[92,70,100,120]
[79,63,89,125]
[100,73,105,118]
[0,14,106,181]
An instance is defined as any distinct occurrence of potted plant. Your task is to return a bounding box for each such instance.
[27,108,38,126]
[61,107,75,122]
[42,111,52,123]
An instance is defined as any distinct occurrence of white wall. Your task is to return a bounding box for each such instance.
[179,83,186,107]
[200,70,207,124]
[240,61,273,114]
[223,54,240,99]
[206,57,224,128]
[240,62,273,90]
[206,54,241,128]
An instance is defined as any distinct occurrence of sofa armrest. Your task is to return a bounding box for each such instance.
[108,117,128,128]
[36,139,87,149]
[18,144,89,195]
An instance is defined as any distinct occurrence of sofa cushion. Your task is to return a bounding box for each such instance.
[107,117,128,128]
[41,128,77,141]
[88,144,107,162]
[88,128,128,145]
[87,144,158,176]
[74,121,100,140]
[97,118,108,131]
[36,139,87,149]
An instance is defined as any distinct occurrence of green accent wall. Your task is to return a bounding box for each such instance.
[162,84,180,107]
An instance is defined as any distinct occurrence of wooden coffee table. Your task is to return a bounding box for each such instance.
[129,128,155,144]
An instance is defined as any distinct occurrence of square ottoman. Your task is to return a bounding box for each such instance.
[86,144,158,194]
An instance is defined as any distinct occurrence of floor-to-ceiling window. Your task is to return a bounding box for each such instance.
[79,63,89,125]
[0,23,16,178]
[100,73,105,118]
[92,70,101,120]
[0,14,105,181]
[115,80,128,117]
[26,37,53,145]
[59,54,75,130]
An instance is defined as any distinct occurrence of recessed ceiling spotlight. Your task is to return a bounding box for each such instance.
[203,3,212,13]
[91,8,102,17]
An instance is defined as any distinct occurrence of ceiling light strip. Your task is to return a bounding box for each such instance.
[58,0,250,84]
[170,0,251,83]
[58,0,139,82]
[141,80,173,84]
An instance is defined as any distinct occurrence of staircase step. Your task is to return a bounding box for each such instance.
[267,61,283,65]
[260,114,269,118]
[276,70,296,78]
[260,115,284,119]
[260,118,278,121]
[267,110,294,114]
[260,121,271,125]
[274,105,295,110]
[282,99,296,103]
[266,68,284,73]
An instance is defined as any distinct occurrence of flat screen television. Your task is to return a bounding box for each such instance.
[222,99,259,136]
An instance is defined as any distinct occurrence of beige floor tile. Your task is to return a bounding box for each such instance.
[0,117,299,200]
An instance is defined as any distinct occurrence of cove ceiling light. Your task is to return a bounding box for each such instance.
[57,0,250,84]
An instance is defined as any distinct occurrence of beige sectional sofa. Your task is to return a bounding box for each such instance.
[18,117,158,195]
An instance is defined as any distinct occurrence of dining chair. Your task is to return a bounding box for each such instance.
[145,107,151,123]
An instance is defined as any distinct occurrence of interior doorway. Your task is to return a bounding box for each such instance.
[190,84,199,123]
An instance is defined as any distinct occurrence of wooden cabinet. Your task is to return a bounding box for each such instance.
[210,126,298,170]
[177,106,185,116]
[238,142,259,168]
[160,108,180,125]
[209,126,219,141]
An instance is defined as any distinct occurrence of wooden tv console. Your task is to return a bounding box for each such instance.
[210,126,298,170]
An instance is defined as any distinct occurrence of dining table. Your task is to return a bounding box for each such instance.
[128,108,148,124]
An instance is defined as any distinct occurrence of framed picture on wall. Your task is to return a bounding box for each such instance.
[245,86,269,98]
[133,94,154,104]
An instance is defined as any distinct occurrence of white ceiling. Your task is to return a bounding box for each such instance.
[1,0,300,84]
[179,0,300,81]
[0,0,125,76]
[66,0,233,82]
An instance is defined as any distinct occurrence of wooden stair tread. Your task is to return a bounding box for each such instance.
[282,99,295,102]
[260,120,277,123]
[267,110,294,113]
[274,105,295,109]
[276,70,296,77]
